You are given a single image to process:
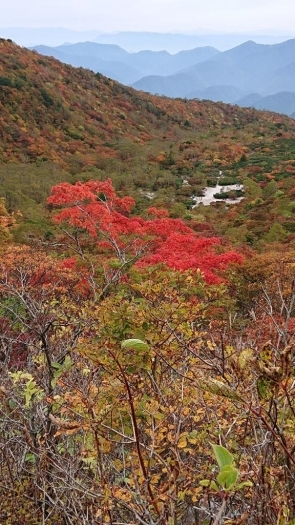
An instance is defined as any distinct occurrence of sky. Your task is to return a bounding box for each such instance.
[1,0,295,34]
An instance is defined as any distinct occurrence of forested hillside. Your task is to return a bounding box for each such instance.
[2,39,295,245]
[2,38,293,169]
[1,39,295,525]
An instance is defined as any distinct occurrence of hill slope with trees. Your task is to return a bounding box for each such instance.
[1,38,295,525]
[2,38,295,246]
[1,38,295,169]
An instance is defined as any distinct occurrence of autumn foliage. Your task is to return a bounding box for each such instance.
[47,178,242,283]
[1,38,295,525]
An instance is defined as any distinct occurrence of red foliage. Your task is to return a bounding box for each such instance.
[0,245,90,299]
[138,233,242,284]
[48,179,243,283]
[147,207,169,219]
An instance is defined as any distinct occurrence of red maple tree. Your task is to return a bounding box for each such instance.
[47,179,242,284]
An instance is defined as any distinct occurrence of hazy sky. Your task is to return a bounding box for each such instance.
[1,0,295,33]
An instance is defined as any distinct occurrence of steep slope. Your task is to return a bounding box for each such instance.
[1,37,295,170]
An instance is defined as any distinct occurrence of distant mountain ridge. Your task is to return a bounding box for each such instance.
[133,38,295,116]
[1,27,293,51]
[94,31,294,53]
[237,91,295,116]
[31,42,219,85]
[0,27,101,47]
[31,44,142,85]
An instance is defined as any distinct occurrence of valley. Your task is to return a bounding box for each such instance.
[1,37,295,525]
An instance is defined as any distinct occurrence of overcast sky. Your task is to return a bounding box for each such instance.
[1,0,295,33]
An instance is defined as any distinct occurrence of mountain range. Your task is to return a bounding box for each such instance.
[1,27,292,51]
[31,42,219,85]
[93,31,292,53]
[31,38,295,116]
[133,38,295,116]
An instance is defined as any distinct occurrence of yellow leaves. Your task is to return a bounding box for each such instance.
[112,487,132,502]
[177,430,199,449]
[191,486,203,502]
[151,473,161,485]
[193,407,206,422]
[9,371,44,407]
[9,371,33,382]
[0,385,6,396]
[187,430,199,445]
[177,434,188,449]
[238,348,254,370]
[112,459,124,472]
[206,340,216,351]
[284,419,295,437]
[144,398,160,417]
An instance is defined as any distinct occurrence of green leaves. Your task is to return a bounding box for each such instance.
[212,444,239,491]
[9,372,44,407]
[51,355,73,388]
[197,377,242,402]
[199,479,219,491]
[211,444,234,470]
[200,444,252,493]
[121,339,149,352]
[257,375,276,401]
[217,464,239,490]
[120,338,151,373]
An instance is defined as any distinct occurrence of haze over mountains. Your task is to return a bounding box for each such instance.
[133,38,295,114]
[31,42,219,85]
[1,26,292,51]
[93,31,292,54]
[30,37,295,117]
[3,37,295,175]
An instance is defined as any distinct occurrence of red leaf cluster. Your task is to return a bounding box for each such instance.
[48,179,243,283]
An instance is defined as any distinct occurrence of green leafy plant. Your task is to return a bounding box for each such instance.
[200,444,252,524]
